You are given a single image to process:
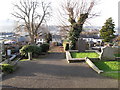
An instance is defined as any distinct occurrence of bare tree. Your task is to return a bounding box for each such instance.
[58,0,99,49]
[58,26,70,39]
[59,0,99,25]
[12,0,51,44]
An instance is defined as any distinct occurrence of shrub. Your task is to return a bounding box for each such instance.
[32,45,42,55]
[1,64,14,73]
[65,43,69,51]
[40,43,49,52]
[20,45,42,56]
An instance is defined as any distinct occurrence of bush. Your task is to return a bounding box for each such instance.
[1,64,14,73]
[20,45,42,56]
[40,43,50,52]
[65,43,69,51]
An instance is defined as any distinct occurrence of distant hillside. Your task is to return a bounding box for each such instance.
[0,21,119,35]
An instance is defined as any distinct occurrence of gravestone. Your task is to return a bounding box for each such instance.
[89,41,94,49]
[100,46,116,60]
[100,41,104,46]
[77,38,88,52]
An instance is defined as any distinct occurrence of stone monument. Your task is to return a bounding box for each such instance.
[89,41,94,49]
[100,46,116,60]
[77,38,88,52]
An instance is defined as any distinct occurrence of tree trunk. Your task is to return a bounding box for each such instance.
[30,35,35,45]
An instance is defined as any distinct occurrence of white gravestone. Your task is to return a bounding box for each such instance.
[7,50,11,56]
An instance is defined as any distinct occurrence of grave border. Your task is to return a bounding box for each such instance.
[66,50,100,63]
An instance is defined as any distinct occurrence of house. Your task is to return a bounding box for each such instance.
[80,31,103,43]
[36,25,50,44]
[36,35,46,44]
[0,32,17,41]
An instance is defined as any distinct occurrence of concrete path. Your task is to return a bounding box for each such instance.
[1,53,118,88]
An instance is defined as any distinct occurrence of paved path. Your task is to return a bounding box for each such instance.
[1,52,118,88]
[49,46,65,53]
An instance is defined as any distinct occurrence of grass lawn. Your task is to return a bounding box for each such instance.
[114,53,120,57]
[20,59,29,61]
[94,61,120,71]
[101,72,120,79]
[94,61,120,79]
[71,52,99,58]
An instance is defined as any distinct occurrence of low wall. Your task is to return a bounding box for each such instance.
[66,50,104,74]
[66,51,72,63]
[85,57,103,74]
[1,55,17,64]
[1,57,20,77]
[66,51,85,63]
[66,50,100,63]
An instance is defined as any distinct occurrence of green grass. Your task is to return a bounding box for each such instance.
[0,64,14,73]
[94,61,120,71]
[114,54,120,57]
[20,59,29,61]
[71,52,99,58]
[0,64,11,66]
[102,72,120,79]
[94,61,120,79]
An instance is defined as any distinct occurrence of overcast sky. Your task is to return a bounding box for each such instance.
[0,0,119,30]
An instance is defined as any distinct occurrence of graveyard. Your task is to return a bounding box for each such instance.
[0,0,120,88]
[0,29,119,80]
[1,29,119,89]
[1,37,119,80]
[65,37,120,79]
